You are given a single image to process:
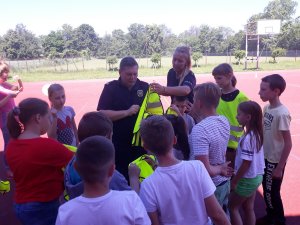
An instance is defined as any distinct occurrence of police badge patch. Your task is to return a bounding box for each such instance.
[137,89,144,97]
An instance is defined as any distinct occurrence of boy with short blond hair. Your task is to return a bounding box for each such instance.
[258,74,292,225]
[139,115,230,225]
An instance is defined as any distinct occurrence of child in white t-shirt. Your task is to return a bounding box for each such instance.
[139,115,230,225]
[229,101,265,225]
[56,136,150,225]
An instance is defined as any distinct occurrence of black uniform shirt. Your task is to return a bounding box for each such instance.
[167,68,196,103]
[97,78,149,148]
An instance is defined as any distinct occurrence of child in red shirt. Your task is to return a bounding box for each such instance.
[6,98,73,225]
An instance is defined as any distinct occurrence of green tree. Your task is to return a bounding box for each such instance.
[2,24,41,60]
[271,47,286,62]
[106,56,118,71]
[143,25,164,56]
[127,23,146,57]
[74,24,100,56]
[234,50,246,64]
[61,24,77,51]
[41,31,64,57]
[192,52,203,67]
[263,0,298,21]
[277,17,300,49]
[151,53,161,68]
[110,29,130,57]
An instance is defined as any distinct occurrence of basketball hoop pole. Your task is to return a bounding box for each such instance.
[256,34,259,69]
[245,30,248,70]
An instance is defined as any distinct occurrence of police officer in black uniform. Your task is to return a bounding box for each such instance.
[97,57,148,181]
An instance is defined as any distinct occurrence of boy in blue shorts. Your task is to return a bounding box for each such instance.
[258,74,292,225]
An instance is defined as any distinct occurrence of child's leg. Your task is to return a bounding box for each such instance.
[271,166,286,224]
[241,192,256,225]
[262,160,286,224]
[228,192,247,225]
[1,112,12,177]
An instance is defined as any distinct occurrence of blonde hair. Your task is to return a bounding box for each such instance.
[194,82,221,108]
[174,46,192,68]
[0,61,10,76]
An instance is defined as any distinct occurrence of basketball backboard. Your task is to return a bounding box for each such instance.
[257,20,281,35]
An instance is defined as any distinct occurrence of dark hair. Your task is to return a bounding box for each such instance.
[194,82,221,108]
[212,63,233,76]
[0,61,10,76]
[78,112,113,142]
[212,63,237,87]
[164,114,190,160]
[119,56,138,71]
[140,115,174,156]
[238,101,263,152]
[76,136,115,183]
[7,98,49,138]
[172,96,188,103]
[261,74,286,96]
[48,83,64,98]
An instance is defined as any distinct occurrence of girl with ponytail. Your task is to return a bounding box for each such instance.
[6,98,73,225]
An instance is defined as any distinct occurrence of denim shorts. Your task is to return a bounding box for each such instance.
[14,199,60,225]
[235,175,263,197]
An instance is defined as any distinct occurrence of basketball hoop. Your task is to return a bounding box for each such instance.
[244,20,281,70]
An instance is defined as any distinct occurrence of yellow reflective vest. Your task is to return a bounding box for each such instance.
[165,107,179,116]
[132,88,164,146]
[130,154,157,182]
[217,91,248,149]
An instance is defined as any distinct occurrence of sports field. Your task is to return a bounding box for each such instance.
[0,69,299,224]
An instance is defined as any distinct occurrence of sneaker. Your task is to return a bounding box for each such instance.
[0,180,10,194]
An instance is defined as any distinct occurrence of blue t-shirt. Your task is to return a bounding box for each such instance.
[65,156,131,200]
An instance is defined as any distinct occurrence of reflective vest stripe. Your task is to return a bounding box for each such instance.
[230,125,244,132]
[147,102,162,108]
[216,91,248,149]
[132,88,164,147]
[229,134,240,143]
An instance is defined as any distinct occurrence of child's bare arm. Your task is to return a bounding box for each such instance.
[273,130,292,179]
[11,75,23,91]
[196,155,233,177]
[47,108,58,140]
[231,159,251,191]
[205,194,230,225]
[147,211,160,225]
[0,93,17,107]
[128,163,140,194]
[71,117,79,146]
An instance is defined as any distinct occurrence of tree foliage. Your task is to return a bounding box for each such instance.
[271,47,286,62]
[151,53,161,68]
[2,24,41,60]
[234,50,246,64]
[106,56,118,71]
[192,52,203,67]
[0,0,298,61]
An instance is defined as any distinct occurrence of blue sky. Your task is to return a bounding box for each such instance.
[1,0,299,36]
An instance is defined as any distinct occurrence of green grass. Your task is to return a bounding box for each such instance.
[7,56,300,82]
